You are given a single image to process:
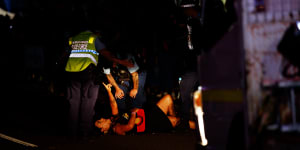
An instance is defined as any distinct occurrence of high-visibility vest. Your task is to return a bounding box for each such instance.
[65,31,99,72]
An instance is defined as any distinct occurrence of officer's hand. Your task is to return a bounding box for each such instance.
[115,88,125,99]
[129,89,138,99]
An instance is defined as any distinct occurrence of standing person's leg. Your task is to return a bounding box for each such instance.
[179,72,198,120]
[80,79,99,136]
[133,71,147,108]
[67,79,81,137]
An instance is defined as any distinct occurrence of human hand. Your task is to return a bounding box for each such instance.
[129,88,138,99]
[115,88,125,99]
[102,82,112,92]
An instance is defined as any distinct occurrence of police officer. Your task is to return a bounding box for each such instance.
[64,27,107,137]
[103,52,146,113]
[64,28,134,139]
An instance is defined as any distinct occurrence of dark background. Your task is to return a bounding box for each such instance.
[0,0,245,150]
[0,0,242,92]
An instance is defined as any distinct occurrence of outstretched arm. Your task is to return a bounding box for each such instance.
[102,82,118,116]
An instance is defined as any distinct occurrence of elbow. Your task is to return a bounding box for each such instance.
[127,123,135,130]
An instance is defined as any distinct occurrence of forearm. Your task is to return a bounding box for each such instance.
[107,91,118,115]
[100,49,119,64]
[106,74,120,90]
[131,72,139,90]
[100,49,130,66]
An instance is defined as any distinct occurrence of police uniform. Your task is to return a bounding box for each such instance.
[103,54,146,113]
[65,30,105,137]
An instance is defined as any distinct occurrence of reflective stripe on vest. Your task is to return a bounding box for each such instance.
[71,49,99,55]
[69,53,97,65]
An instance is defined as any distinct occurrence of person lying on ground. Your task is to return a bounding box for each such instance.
[94,82,196,135]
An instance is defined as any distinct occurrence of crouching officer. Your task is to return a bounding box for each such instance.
[103,53,146,113]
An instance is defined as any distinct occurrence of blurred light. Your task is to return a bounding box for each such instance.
[221,0,226,5]
[296,21,300,31]
[193,86,208,146]
[0,7,15,20]
[181,4,195,8]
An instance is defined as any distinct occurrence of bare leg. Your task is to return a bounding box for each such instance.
[156,94,173,115]
[156,94,180,127]
[168,100,176,117]
[168,116,180,127]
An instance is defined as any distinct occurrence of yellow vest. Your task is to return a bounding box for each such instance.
[65,31,99,72]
